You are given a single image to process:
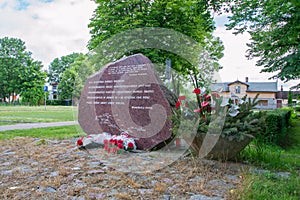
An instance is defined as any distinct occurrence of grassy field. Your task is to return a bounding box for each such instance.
[0,125,86,140]
[233,111,300,200]
[0,106,77,124]
[0,105,82,140]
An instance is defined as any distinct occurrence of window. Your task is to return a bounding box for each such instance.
[258,100,268,106]
[235,86,241,93]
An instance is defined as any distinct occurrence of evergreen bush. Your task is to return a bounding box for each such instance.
[255,109,291,144]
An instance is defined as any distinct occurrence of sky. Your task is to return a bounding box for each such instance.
[0,0,298,90]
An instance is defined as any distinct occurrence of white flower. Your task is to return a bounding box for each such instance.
[228,105,240,117]
[220,98,229,107]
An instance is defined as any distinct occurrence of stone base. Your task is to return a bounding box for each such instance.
[184,134,253,160]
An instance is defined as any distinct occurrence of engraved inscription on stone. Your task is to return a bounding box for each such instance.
[78,54,172,150]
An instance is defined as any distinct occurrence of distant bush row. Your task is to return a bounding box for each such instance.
[254,109,292,145]
[46,100,72,106]
[0,100,73,106]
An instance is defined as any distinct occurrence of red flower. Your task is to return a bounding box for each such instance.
[178,96,186,101]
[204,94,211,100]
[193,88,201,94]
[175,101,181,109]
[201,101,209,107]
[127,142,134,149]
[118,139,123,144]
[118,143,123,149]
[110,139,117,145]
[77,138,83,146]
[194,108,202,113]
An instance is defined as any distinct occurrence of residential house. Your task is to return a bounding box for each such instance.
[47,82,59,100]
[276,86,300,106]
[210,77,279,110]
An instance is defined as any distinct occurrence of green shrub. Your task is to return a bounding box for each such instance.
[254,109,291,144]
[46,100,72,106]
[295,106,300,112]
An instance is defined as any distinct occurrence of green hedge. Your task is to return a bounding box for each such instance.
[295,106,300,112]
[46,100,72,106]
[255,109,291,144]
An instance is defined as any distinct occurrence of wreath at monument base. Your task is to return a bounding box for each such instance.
[76,132,137,152]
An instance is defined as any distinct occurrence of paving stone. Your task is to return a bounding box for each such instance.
[189,175,205,183]
[138,189,154,195]
[50,171,59,177]
[162,178,173,184]
[3,150,16,155]
[190,194,224,200]
[89,193,106,199]
[0,162,11,166]
[224,174,239,182]
[86,169,105,174]
[45,186,57,193]
[208,179,234,189]
[163,194,171,200]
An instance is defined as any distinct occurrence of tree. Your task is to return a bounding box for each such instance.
[0,37,30,102]
[0,37,46,104]
[21,60,47,105]
[47,53,82,83]
[225,0,300,89]
[59,54,95,101]
[88,0,224,88]
[288,90,293,106]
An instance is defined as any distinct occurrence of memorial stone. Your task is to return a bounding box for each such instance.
[78,54,173,150]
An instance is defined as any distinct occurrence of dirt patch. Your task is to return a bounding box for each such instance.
[0,137,245,199]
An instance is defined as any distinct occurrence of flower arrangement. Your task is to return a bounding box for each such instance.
[76,132,136,153]
[104,132,136,152]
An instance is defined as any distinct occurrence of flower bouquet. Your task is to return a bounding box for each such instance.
[76,132,136,153]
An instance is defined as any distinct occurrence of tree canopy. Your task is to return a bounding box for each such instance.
[0,37,46,105]
[88,0,224,88]
[58,54,95,101]
[47,52,82,83]
[226,0,300,89]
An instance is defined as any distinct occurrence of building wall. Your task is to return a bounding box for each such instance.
[220,92,276,99]
[228,83,248,97]
[219,91,277,110]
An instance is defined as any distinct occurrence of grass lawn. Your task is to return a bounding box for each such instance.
[0,106,77,124]
[0,122,16,126]
[0,125,86,140]
[234,112,300,200]
[232,172,299,200]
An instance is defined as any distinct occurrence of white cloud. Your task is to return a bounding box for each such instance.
[0,0,97,68]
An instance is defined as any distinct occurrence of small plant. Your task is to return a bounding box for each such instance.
[36,139,47,146]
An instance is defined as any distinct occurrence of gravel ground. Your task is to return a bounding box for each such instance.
[0,137,243,200]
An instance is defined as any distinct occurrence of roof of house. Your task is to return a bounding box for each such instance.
[210,81,278,92]
[228,80,249,86]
